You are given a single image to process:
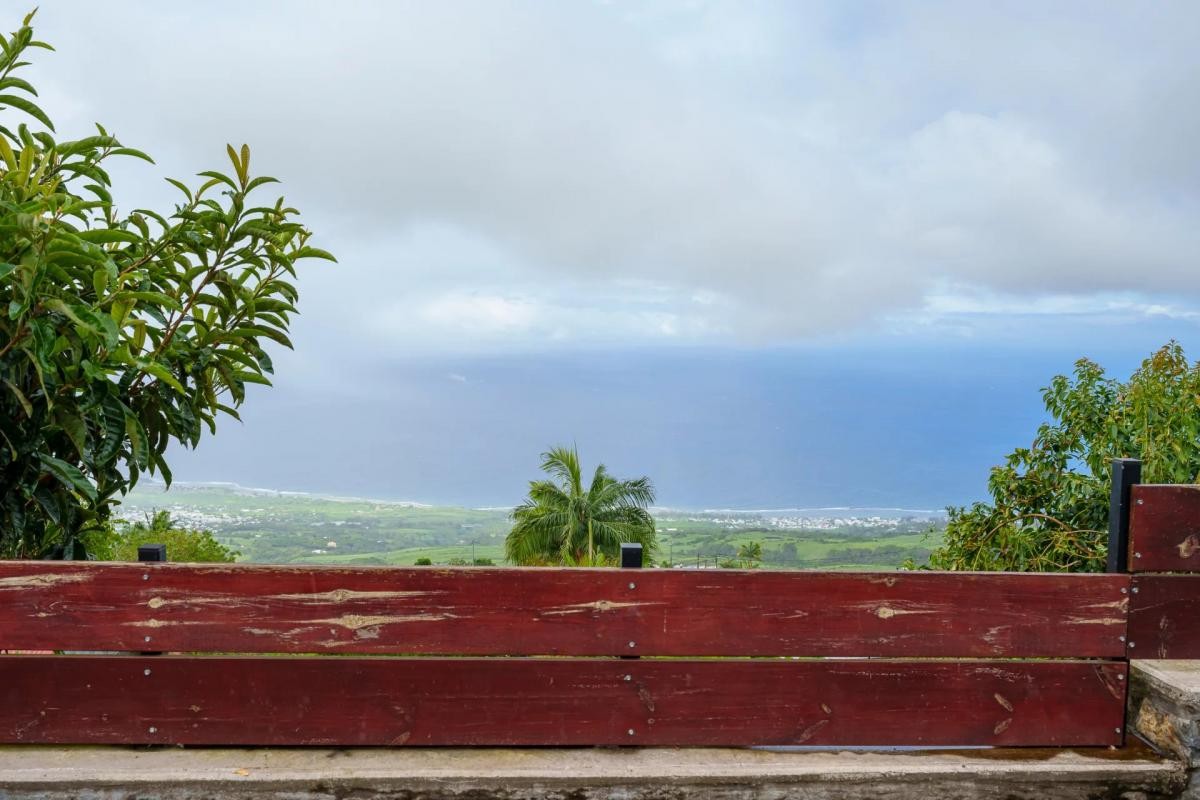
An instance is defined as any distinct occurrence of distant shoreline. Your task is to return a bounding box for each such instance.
[130,481,946,518]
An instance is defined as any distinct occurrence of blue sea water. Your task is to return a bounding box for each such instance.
[165,335,1177,510]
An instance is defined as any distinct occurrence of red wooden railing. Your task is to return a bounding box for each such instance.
[0,473,1196,749]
[1127,483,1200,659]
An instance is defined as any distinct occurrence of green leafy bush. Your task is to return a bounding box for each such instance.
[928,342,1200,572]
[0,11,333,557]
[86,510,237,563]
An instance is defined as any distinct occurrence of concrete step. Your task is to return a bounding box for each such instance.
[0,741,1184,799]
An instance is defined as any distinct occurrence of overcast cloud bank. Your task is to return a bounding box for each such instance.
[30,1,1200,357]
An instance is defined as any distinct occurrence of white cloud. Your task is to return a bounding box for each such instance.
[22,1,1200,353]
[365,276,730,352]
[888,284,1200,342]
[420,294,538,333]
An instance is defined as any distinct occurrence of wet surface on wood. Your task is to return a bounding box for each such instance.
[0,655,1127,747]
[0,562,1130,657]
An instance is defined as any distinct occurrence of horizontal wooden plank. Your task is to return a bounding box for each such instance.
[1129,574,1200,658]
[0,562,1129,657]
[1129,485,1200,572]
[0,656,1127,747]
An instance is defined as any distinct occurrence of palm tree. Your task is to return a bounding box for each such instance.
[737,541,763,568]
[505,446,656,566]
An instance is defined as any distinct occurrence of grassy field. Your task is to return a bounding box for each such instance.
[120,482,945,570]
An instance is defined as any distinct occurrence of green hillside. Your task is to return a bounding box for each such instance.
[120,483,944,570]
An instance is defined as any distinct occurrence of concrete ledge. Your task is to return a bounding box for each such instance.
[0,743,1185,800]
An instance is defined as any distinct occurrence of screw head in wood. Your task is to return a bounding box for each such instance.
[148,727,157,734]
[624,674,632,681]
[627,729,635,736]
[628,641,636,648]
[1132,587,1139,594]
[142,574,149,580]
[144,636,151,642]
[628,582,636,589]
[143,669,151,676]
[1135,552,1142,559]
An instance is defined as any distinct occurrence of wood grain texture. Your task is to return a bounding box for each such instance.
[1129,485,1200,572]
[1129,574,1200,658]
[0,562,1130,657]
[0,655,1127,747]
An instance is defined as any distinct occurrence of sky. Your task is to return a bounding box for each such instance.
[20,2,1200,508]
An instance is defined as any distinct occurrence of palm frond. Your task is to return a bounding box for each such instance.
[541,446,582,494]
[587,463,612,499]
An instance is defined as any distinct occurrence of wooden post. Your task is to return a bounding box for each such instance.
[137,544,167,563]
[621,543,642,664]
[138,544,166,655]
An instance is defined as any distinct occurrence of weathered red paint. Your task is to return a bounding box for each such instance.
[0,655,1127,747]
[1128,484,1200,572]
[1129,574,1200,658]
[0,562,1130,657]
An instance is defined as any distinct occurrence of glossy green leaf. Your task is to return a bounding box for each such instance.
[109,147,154,163]
[124,412,149,468]
[2,378,32,417]
[139,360,186,394]
[54,409,89,461]
[38,453,97,503]
[292,246,336,262]
[76,228,140,244]
[0,76,36,95]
